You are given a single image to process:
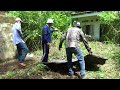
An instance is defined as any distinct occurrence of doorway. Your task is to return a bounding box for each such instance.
[82,25,93,36]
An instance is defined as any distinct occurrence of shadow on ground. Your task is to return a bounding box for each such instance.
[42,61,101,76]
[42,54,108,75]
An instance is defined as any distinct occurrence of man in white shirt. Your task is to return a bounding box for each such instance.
[12,17,28,66]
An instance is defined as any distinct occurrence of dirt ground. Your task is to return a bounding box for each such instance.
[0,56,81,79]
[0,54,118,79]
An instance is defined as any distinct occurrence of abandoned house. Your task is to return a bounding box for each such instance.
[71,11,102,40]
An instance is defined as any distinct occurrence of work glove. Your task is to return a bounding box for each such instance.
[52,26,58,31]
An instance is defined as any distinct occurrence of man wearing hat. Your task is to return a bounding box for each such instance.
[41,18,58,62]
[59,22,92,79]
[12,17,28,66]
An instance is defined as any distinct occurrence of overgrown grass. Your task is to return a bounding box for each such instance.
[34,41,120,79]
[5,71,17,78]
[34,39,120,61]
[33,39,120,79]
[0,40,119,79]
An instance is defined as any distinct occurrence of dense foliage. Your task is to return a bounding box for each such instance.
[7,11,120,51]
[7,11,71,51]
[99,11,120,44]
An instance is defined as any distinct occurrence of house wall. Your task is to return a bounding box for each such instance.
[72,16,100,40]
[93,22,100,40]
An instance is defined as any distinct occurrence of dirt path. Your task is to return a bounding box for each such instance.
[0,56,81,79]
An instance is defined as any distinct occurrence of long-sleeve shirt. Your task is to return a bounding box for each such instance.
[42,24,54,44]
[59,27,91,52]
[12,22,24,45]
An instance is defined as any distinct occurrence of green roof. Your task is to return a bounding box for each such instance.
[71,12,102,18]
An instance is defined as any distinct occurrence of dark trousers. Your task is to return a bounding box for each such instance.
[41,43,49,62]
[16,42,29,63]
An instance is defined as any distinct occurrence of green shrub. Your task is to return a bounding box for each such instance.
[7,11,71,51]
[99,11,120,44]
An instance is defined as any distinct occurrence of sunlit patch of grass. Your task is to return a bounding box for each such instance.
[33,50,43,55]
[23,40,120,79]
[32,39,120,79]
[19,63,47,77]
[49,39,67,61]
[33,40,119,62]
[5,71,17,78]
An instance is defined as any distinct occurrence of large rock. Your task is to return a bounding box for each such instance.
[0,15,16,62]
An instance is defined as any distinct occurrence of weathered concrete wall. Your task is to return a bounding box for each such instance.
[0,15,16,62]
[72,16,100,40]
